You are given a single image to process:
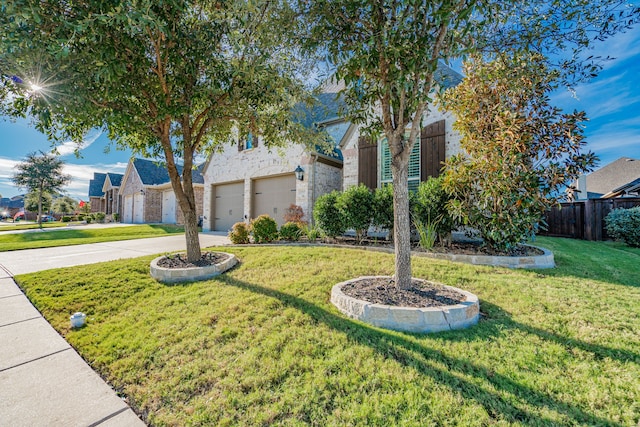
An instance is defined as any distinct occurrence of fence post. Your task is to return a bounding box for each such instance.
[584,199,594,241]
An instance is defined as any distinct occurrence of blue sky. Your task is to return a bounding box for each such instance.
[1,26,639,200]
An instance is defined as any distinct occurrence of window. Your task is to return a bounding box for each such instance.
[238,132,258,151]
[380,135,421,192]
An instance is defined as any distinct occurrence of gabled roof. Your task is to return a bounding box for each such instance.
[106,173,123,187]
[602,177,640,198]
[0,197,24,209]
[585,157,640,197]
[133,158,204,186]
[88,173,107,198]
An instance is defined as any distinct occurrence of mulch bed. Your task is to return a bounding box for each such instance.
[330,237,543,257]
[157,252,230,268]
[341,277,466,308]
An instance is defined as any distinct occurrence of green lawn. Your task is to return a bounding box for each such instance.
[15,237,640,426]
[0,221,75,231]
[0,224,185,251]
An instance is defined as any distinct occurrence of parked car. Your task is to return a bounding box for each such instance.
[39,215,56,222]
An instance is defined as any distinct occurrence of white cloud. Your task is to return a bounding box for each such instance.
[0,157,19,179]
[56,130,103,156]
[62,161,128,200]
[586,26,640,67]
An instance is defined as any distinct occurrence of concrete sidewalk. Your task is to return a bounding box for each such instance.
[0,233,230,426]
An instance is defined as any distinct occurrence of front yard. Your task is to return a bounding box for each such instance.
[15,237,640,426]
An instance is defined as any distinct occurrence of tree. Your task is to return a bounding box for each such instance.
[13,152,69,227]
[1,0,318,262]
[308,0,639,288]
[24,191,53,215]
[441,54,597,251]
[52,196,79,216]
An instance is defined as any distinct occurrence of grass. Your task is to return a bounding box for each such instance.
[0,224,186,251]
[15,237,640,426]
[0,221,75,231]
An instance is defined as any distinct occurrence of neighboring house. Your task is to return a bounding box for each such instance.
[574,157,640,199]
[88,173,107,213]
[102,172,124,219]
[202,64,463,232]
[0,195,25,218]
[119,158,204,224]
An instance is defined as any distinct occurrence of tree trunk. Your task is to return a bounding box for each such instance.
[183,206,202,262]
[37,186,43,229]
[391,155,412,289]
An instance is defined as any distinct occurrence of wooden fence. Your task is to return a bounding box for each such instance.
[539,197,640,240]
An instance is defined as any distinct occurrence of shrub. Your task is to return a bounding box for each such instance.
[313,191,346,238]
[411,177,454,244]
[250,214,279,243]
[303,225,321,241]
[372,184,394,239]
[85,214,93,224]
[113,213,120,222]
[605,207,640,247]
[336,184,373,243]
[61,216,72,222]
[283,204,307,226]
[414,217,440,250]
[228,221,250,244]
[77,214,85,221]
[95,212,106,223]
[279,222,302,241]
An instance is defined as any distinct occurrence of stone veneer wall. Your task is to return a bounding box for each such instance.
[341,107,461,191]
[144,189,163,223]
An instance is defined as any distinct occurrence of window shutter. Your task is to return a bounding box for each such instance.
[420,120,446,180]
[358,136,378,190]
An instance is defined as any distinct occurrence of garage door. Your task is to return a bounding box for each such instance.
[252,174,296,226]
[123,195,133,223]
[162,190,176,223]
[213,182,244,232]
[133,193,144,223]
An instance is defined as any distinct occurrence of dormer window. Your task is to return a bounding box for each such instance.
[238,132,258,151]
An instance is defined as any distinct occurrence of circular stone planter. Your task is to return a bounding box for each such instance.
[414,245,555,269]
[331,276,480,333]
[150,252,238,284]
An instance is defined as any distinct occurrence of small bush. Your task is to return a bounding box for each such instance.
[95,212,106,223]
[77,214,85,221]
[113,213,120,222]
[284,204,307,226]
[412,177,454,244]
[61,216,72,222]
[313,191,346,238]
[336,184,373,243]
[250,215,279,243]
[372,184,394,239]
[605,207,640,247]
[85,215,93,224]
[228,222,250,244]
[303,225,321,241]
[279,222,302,241]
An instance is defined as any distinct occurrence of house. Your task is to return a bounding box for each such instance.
[87,173,107,213]
[101,172,124,220]
[0,195,25,218]
[574,157,640,199]
[202,64,463,232]
[119,158,204,224]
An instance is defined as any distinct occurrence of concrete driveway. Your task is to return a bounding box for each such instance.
[0,232,230,426]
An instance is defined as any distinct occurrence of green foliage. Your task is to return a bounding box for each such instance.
[313,191,346,238]
[85,215,93,224]
[414,218,439,250]
[279,222,302,241]
[95,212,106,223]
[228,222,250,245]
[441,54,596,252]
[250,215,279,244]
[52,196,78,215]
[372,184,394,236]
[112,213,120,222]
[336,184,373,243]
[61,216,72,222]
[605,207,640,247]
[24,191,52,213]
[302,225,321,241]
[411,177,454,244]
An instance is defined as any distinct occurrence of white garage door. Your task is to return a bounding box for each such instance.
[133,193,144,223]
[123,195,133,223]
[252,175,296,227]
[213,182,244,232]
[162,190,176,223]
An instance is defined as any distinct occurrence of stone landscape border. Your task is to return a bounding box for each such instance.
[150,252,238,284]
[331,276,480,333]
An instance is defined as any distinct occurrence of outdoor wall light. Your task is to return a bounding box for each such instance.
[140,189,145,195]
[294,165,304,181]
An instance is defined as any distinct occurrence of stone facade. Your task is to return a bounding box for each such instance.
[175,186,204,225]
[202,142,342,231]
[341,107,461,191]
